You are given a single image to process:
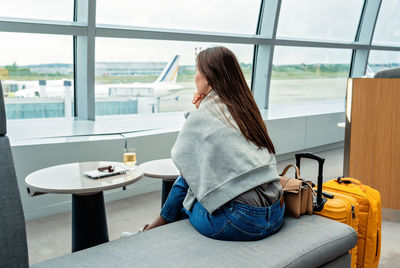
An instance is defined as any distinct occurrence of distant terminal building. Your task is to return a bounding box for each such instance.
[21,62,168,77]
[26,63,73,75]
[2,61,195,80]
[95,62,167,77]
[95,62,195,77]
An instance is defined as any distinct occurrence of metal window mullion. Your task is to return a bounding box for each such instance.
[252,0,281,109]
[96,25,266,44]
[350,0,382,77]
[273,39,400,51]
[0,18,87,35]
[252,46,275,109]
[275,39,366,50]
[75,0,96,120]
[94,24,400,51]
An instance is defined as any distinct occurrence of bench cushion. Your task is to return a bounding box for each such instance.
[321,253,351,268]
[32,215,356,268]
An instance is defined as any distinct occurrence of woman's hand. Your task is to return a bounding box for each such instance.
[192,92,206,109]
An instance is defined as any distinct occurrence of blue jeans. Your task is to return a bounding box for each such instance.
[160,176,285,241]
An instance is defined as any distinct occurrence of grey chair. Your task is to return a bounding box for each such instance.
[374,67,400,78]
[0,81,29,267]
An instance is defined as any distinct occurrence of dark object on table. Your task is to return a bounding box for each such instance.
[98,165,114,172]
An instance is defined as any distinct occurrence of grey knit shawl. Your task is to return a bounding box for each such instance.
[171,91,279,213]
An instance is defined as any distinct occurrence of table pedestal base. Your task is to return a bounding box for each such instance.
[161,180,174,208]
[72,192,109,252]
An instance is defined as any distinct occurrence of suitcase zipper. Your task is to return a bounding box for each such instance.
[351,205,355,219]
[323,186,366,200]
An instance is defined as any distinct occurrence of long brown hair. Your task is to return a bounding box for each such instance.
[196,46,275,154]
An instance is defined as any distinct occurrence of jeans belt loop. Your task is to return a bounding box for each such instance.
[267,207,271,222]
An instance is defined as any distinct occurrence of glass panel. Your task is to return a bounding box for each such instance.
[0,0,73,21]
[368,51,400,75]
[95,38,253,116]
[97,0,261,34]
[269,47,351,106]
[372,0,400,45]
[277,0,364,42]
[0,33,73,120]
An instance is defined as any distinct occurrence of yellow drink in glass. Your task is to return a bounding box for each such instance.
[123,148,137,166]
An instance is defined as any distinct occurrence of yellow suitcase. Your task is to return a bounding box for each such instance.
[323,177,382,268]
[314,190,359,267]
[295,153,359,268]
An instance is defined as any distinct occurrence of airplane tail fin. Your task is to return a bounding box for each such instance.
[155,55,180,83]
[365,65,375,78]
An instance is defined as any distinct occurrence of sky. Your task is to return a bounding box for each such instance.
[0,0,399,66]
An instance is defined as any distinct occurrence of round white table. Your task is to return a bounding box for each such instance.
[25,161,143,252]
[139,159,180,207]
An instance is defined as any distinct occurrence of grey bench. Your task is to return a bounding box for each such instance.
[32,216,356,268]
[0,81,357,268]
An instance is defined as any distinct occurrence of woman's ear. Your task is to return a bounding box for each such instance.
[206,81,212,91]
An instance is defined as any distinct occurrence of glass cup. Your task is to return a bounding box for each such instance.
[123,148,137,167]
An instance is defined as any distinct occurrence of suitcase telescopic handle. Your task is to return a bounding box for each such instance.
[295,152,326,211]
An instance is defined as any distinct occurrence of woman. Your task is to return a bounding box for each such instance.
[145,47,284,241]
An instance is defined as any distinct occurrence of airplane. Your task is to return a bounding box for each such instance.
[364,65,375,78]
[12,55,184,99]
[11,79,73,98]
[96,55,183,99]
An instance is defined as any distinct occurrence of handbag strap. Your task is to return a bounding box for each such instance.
[279,164,301,178]
[303,181,316,195]
[280,164,316,196]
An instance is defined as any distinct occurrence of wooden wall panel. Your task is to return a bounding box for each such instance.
[347,78,400,209]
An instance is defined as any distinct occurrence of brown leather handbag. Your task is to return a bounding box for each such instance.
[280,164,315,218]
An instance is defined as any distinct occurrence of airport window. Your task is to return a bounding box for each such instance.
[96,0,261,34]
[0,33,73,120]
[269,47,351,107]
[368,51,400,74]
[0,0,73,21]
[2,0,400,122]
[277,0,364,42]
[95,38,253,115]
[372,0,400,46]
